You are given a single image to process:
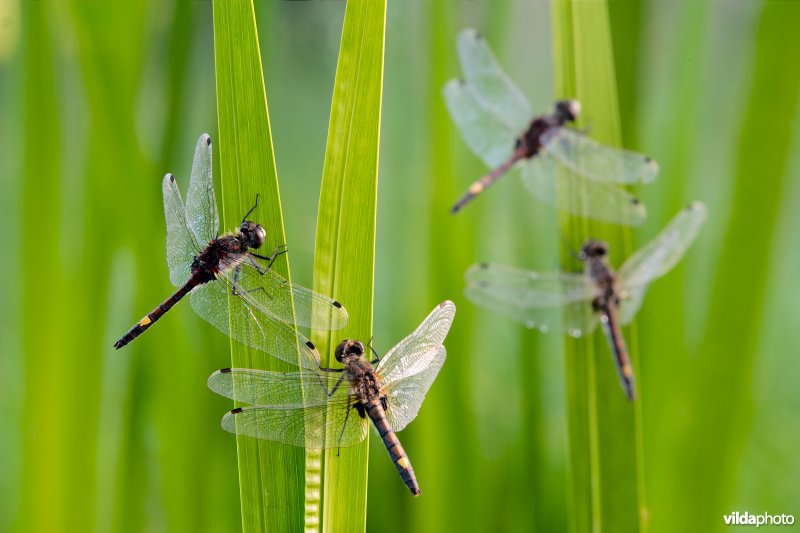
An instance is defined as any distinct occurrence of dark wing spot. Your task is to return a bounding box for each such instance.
[306,340,316,350]
[631,198,641,205]
[333,301,343,309]
[474,31,484,40]
[457,78,466,87]
[205,135,212,146]
[231,407,243,414]
[644,156,652,163]
[168,173,175,183]
[220,367,232,374]
[478,262,489,269]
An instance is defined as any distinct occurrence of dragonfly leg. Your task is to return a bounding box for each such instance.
[230,262,275,301]
[366,336,381,364]
[240,194,259,223]
[251,244,288,269]
[313,370,346,398]
[336,398,359,456]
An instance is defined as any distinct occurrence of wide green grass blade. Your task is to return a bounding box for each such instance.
[213,1,304,531]
[311,1,386,531]
[552,1,646,531]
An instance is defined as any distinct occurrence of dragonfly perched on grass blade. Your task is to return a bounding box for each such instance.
[443,28,658,223]
[114,134,348,367]
[465,203,707,399]
[208,301,457,495]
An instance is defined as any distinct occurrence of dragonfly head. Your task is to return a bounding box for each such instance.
[335,339,365,363]
[554,99,581,124]
[239,221,266,249]
[579,239,609,261]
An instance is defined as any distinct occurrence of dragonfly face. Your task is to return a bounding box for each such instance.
[465,203,708,399]
[335,339,365,363]
[238,220,266,250]
[579,239,609,261]
[554,99,581,123]
[113,134,348,358]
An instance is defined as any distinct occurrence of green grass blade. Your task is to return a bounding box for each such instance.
[311,1,386,531]
[552,1,646,531]
[213,1,304,531]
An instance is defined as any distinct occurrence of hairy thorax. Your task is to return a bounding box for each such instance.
[346,358,384,404]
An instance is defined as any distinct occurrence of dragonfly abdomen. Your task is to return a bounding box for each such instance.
[113,275,203,349]
[366,399,420,496]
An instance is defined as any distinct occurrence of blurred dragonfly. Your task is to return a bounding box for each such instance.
[443,28,658,222]
[208,301,456,496]
[465,203,707,399]
[114,134,348,369]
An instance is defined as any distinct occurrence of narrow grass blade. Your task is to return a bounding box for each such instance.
[213,1,304,531]
[552,1,646,531]
[311,1,386,531]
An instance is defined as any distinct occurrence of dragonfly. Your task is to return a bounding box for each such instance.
[208,300,456,496]
[114,134,348,369]
[465,203,707,399]
[443,28,658,223]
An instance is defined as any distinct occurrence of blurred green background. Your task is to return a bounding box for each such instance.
[1,1,799,532]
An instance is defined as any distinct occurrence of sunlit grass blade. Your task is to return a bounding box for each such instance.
[310,1,386,531]
[213,1,304,531]
[552,1,646,531]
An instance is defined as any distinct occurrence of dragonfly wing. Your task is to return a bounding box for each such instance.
[189,279,322,370]
[456,28,532,133]
[465,263,598,336]
[443,79,519,168]
[185,134,219,245]
[162,173,200,287]
[220,400,369,449]
[519,155,648,226]
[541,128,659,184]
[208,367,350,407]
[617,285,647,326]
[618,202,707,290]
[383,345,446,433]
[376,301,456,384]
[221,260,348,331]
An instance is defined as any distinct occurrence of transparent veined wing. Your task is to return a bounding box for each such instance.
[162,173,201,287]
[221,259,348,331]
[383,346,446,433]
[456,28,532,135]
[189,279,322,370]
[185,133,219,245]
[208,367,350,407]
[618,202,707,290]
[519,153,647,226]
[617,285,647,326]
[220,401,369,449]
[376,301,456,385]
[465,263,598,336]
[541,128,659,184]
[443,79,520,168]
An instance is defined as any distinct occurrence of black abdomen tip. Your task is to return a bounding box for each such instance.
[333,301,342,309]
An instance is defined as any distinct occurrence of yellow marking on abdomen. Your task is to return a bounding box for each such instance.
[139,316,152,327]
[397,457,410,469]
[622,364,633,378]
[468,182,484,194]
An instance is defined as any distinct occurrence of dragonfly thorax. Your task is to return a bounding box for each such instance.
[238,220,266,250]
